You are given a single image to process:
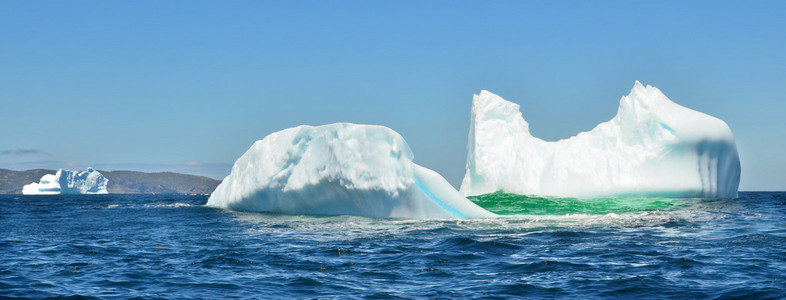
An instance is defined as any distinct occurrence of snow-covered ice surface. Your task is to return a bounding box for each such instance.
[460,81,740,199]
[22,167,109,195]
[207,123,495,219]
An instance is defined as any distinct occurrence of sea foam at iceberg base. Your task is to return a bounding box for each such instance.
[206,123,496,219]
[22,167,109,195]
[460,81,741,199]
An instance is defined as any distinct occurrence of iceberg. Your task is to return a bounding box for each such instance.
[460,81,741,199]
[207,123,496,219]
[22,167,109,195]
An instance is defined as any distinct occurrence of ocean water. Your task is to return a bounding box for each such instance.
[1,192,784,299]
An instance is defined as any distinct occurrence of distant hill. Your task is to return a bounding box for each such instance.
[0,169,221,194]
[101,170,220,194]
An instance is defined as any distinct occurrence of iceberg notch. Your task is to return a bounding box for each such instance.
[460,81,741,199]
[22,167,109,195]
[207,123,495,219]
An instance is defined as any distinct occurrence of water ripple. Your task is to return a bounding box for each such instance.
[0,193,784,298]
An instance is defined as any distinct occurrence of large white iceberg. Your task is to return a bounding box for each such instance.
[207,123,495,219]
[460,81,741,199]
[22,167,109,195]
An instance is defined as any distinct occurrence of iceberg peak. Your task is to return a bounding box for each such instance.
[460,81,741,199]
[207,123,495,219]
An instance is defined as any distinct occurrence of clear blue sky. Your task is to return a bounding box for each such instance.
[1,1,784,191]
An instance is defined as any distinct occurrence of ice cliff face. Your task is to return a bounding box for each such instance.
[460,81,741,199]
[207,123,495,219]
[22,167,109,195]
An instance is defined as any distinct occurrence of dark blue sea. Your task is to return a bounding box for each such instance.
[1,192,784,299]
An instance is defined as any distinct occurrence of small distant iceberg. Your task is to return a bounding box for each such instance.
[22,167,109,195]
